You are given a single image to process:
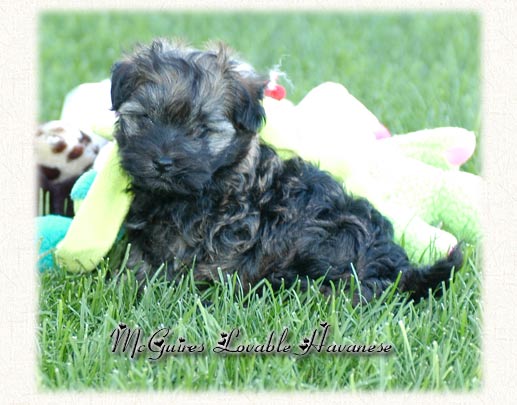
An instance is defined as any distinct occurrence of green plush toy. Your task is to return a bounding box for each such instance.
[44,80,480,272]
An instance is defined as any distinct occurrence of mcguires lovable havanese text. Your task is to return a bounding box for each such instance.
[110,322,393,361]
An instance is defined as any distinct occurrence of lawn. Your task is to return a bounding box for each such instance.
[38,11,481,391]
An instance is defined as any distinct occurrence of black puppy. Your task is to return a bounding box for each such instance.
[111,39,462,304]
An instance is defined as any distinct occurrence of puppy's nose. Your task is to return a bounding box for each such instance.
[154,156,174,172]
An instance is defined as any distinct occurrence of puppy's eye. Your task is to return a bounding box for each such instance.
[199,130,210,139]
[234,122,249,132]
[133,113,154,126]
[120,112,151,120]
[129,112,149,120]
[194,125,210,138]
[141,114,153,122]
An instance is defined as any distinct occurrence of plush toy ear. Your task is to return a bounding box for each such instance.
[110,61,138,111]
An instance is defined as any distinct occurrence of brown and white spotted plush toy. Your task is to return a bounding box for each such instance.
[36,120,101,216]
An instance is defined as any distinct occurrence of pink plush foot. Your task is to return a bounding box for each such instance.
[444,145,475,166]
[374,124,391,140]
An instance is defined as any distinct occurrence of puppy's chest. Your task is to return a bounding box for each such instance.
[127,196,258,266]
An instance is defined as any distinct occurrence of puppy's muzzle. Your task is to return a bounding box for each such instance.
[154,156,174,173]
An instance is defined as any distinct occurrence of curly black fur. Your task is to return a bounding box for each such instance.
[112,39,463,304]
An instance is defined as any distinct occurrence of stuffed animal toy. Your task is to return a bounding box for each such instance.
[60,79,116,141]
[36,81,112,217]
[36,80,481,272]
[36,120,104,216]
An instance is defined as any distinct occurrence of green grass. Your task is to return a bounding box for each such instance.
[38,11,481,391]
[39,244,481,391]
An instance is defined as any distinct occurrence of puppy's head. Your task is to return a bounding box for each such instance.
[111,39,267,196]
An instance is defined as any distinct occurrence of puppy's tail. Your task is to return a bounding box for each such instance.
[398,244,464,301]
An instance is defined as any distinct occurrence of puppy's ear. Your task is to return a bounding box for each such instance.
[110,61,138,111]
[232,75,267,134]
